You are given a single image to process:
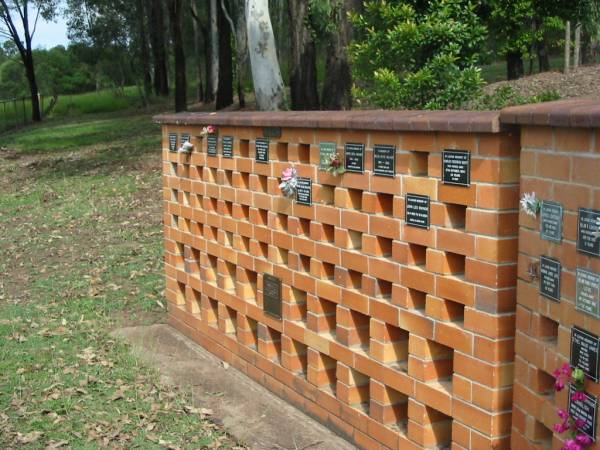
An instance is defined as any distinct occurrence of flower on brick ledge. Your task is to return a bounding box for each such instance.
[325,153,345,176]
[552,363,592,450]
[520,191,541,218]
[200,125,217,138]
[177,141,194,153]
[279,167,298,198]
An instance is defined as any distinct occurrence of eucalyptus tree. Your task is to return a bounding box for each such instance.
[0,0,58,120]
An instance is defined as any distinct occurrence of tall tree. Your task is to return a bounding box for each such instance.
[134,0,152,97]
[288,0,319,110]
[246,0,286,110]
[149,0,168,96]
[190,0,205,102]
[0,0,57,121]
[169,0,187,111]
[321,0,356,110]
[221,0,248,108]
[209,0,219,101]
[216,0,233,109]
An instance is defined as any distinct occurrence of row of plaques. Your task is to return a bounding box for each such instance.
[168,132,472,186]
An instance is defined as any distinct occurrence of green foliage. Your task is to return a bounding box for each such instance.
[350,0,487,110]
[50,87,144,117]
[469,85,561,110]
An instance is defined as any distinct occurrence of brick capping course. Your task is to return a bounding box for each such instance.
[500,98,600,128]
[154,109,506,133]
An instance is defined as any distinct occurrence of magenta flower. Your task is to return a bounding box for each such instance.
[554,421,570,433]
[575,418,587,429]
[562,363,573,377]
[571,391,587,403]
[575,434,593,446]
[555,379,566,391]
[563,439,583,450]
[557,409,569,420]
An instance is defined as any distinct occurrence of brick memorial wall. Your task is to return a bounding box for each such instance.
[155,100,600,450]
[501,102,600,449]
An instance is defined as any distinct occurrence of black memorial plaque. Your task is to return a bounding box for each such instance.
[319,142,337,170]
[569,385,598,441]
[571,326,600,382]
[442,149,471,186]
[255,138,270,163]
[373,145,396,177]
[540,200,563,243]
[263,274,282,319]
[168,133,178,152]
[263,127,282,138]
[344,143,365,173]
[181,133,191,143]
[222,136,234,158]
[576,268,600,318]
[296,177,312,206]
[578,208,600,258]
[540,256,561,302]
[207,134,218,156]
[405,194,430,229]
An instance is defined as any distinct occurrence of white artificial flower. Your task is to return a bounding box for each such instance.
[177,141,194,153]
[520,192,540,218]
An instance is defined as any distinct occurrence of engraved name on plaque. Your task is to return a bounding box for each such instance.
[540,256,561,302]
[571,327,600,382]
[578,208,600,258]
[405,194,430,229]
[344,143,365,173]
[568,386,598,441]
[296,177,312,206]
[540,200,563,243]
[373,144,396,177]
[207,134,218,156]
[442,149,471,187]
[263,274,282,319]
[319,142,336,170]
[168,133,178,152]
[255,138,270,163]
[576,268,600,318]
[222,136,234,158]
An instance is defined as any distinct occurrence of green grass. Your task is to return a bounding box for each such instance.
[0,97,34,132]
[481,55,566,83]
[0,111,242,449]
[50,87,147,117]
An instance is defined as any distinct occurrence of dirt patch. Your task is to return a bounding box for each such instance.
[113,324,358,450]
[485,63,600,100]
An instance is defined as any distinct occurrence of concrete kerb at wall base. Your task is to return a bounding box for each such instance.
[155,99,600,450]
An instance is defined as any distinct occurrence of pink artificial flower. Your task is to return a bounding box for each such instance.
[562,363,573,377]
[206,125,216,134]
[571,391,587,403]
[555,379,566,391]
[563,439,583,450]
[281,168,294,181]
[554,421,570,434]
[557,409,569,420]
[553,368,563,378]
[575,434,593,446]
[575,419,587,430]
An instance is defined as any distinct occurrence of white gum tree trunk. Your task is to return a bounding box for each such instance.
[210,0,219,98]
[246,0,286,111]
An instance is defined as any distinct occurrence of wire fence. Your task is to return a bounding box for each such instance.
[0,95,45,133]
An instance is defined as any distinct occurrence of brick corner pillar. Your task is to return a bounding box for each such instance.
[501,100,600,449]
[155,109,523,449]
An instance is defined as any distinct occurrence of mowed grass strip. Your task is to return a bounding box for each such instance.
[0,112,243,449]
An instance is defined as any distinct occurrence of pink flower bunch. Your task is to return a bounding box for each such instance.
[279,167,297,198]
[552,363,593,450]
[325,153,345,176]
[200,125,217,137]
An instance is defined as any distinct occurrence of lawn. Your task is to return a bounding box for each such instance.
[0,111,242,449]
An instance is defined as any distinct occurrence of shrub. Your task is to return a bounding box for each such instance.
[350,0,487,110]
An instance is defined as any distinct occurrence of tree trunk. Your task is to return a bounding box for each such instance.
[221,0,248,108]
[574,22,582,68]
[321,0,355,110]
[216,0,234,109]
[169,0,187,111]
[136,0,153,97]
[191,0,205,102]
[24,52,41,122]
[210,0,219,100]
[537,38,550,72]
[288,0,319,110]
[565,20,571,74]
[506,51,524,80]
[246,0,286,111]
[150,0,169,96]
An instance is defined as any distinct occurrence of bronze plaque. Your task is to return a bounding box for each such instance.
[263,274,282,319]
